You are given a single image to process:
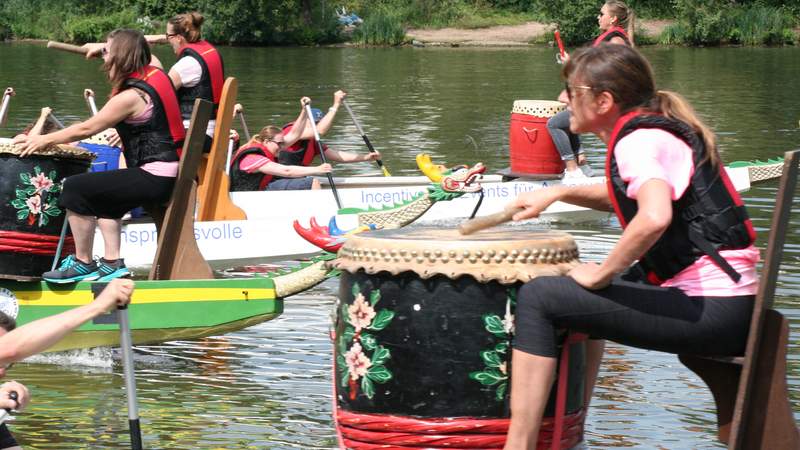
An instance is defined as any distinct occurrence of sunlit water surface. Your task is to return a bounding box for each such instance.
[1,43,799,448]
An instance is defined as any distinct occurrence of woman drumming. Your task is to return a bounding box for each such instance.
[548,0,634,179]
[503,44,758,449]
[229,97,333,191]
[14,29,185,283]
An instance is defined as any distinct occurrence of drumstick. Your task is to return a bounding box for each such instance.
[46,41,89,55]
[459,207,525,235]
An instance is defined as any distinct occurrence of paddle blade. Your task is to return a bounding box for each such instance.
[378,160,391,177]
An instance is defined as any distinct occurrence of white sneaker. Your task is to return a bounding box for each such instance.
[563,168,588,179]
[579,164,595,177]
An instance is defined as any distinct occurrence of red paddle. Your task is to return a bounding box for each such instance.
[554,30,566,61]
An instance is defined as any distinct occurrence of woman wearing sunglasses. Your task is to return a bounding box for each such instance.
[503,44,758,449]
[547,0,635,179]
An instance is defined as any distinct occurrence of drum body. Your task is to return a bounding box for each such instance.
[509,100,565,175]
[332,228,586,450]
[0,140,93,278]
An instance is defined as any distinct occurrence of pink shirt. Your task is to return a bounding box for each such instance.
[123,92,179,178]
[240,154,270,173]
[615,128,759,297]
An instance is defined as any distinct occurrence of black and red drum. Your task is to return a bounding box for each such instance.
[331,227,587,450]
[509,100,566,176]
[0,139,93,278]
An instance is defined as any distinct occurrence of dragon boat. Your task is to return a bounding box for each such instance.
[0,93,338,353]
[100,153,783,270]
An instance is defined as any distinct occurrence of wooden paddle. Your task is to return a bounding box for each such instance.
[306,102,343,209]
[46,41,89,56]
[459,206,524,235]
[84,89,99,116]
[0,87,13,127]
[234,103,251,142]
[341,99,391,176]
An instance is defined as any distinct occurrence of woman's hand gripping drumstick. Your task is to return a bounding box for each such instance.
[460,184,611,235]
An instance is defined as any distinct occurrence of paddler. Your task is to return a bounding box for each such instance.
[14,29,185,283]
[547,0,635,179]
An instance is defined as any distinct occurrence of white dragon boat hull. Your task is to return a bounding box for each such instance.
[97,165,758,270]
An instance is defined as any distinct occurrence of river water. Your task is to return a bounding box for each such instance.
[0,43,799,448]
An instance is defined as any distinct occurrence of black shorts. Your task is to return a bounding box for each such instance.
[59,168,175,219]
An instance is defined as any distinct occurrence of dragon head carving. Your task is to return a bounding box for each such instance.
[416,153,486,193]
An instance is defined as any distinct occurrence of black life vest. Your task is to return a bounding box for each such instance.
[592,26,631,47]
[229,141,275,191]
[276,122,323,168]
[606,112,756,284]
[176,41,224,119]
[114,66,185,168]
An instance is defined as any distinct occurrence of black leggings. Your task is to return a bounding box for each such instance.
[513,276,753,358]
[59,168,175,219]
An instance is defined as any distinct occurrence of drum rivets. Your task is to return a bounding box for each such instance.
[510,250,519,257]
[522,249,531,257]
[499,250,508,258]
[411,250,418,257]
[482,257,491,264]
[469,257,477,263]
[404,256,411,262]
[380,249,388,256]
[441,257,449,263]
[449,250,457,258]
[423,250,430,257]
[527,256,537,264]
[494,256,503,263]
[463,250,471,257]
[390,249,397,256]
[399,249,407,256]
[531,249,540,257]
[455,257,463,263]
[434,250,442,257]
[542,249,550,257]
[417,257,424,263]
[475,250,483,257]
[487,250,496,257]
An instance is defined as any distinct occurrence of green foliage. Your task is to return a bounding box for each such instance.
[352,8,406,46]
[535,0,599,45]
[64,12,155,44]
[660,1,796,46]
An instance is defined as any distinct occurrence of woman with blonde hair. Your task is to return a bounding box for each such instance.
[503,44,757,449]
[14,29,185,283]
[229,98,333,191]
[548,0,635,179]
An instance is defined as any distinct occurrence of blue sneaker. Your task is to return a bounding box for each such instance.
[95,258,131,282]
[43,255,99,284]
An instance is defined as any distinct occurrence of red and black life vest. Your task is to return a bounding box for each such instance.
[114,66,185,168]
[592,26,631,47]
[606,112,756,284]
[276,122,325,168]
[176,40,224,119]
[229,141,275,191]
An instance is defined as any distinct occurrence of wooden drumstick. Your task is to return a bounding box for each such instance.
[459,207,525,235]
[46,41,89,55]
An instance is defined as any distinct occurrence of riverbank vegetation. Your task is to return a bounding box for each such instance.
[0,0,797,46]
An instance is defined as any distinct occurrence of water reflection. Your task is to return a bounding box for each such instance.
[1,43,799,448]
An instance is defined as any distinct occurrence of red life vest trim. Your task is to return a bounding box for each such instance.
[178,41,224,106]
[231,141,276,190]
[127,65,186,155]
[593,26,631,47]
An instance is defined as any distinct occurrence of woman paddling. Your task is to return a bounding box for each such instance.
[229,97,333,191]
[503,44,758,449]
[548,0,634,179]
[14,29,185,283]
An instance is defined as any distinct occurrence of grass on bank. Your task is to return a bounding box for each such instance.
[660,5,796,45]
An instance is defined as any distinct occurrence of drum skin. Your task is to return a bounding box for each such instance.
[0,144,93,277]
